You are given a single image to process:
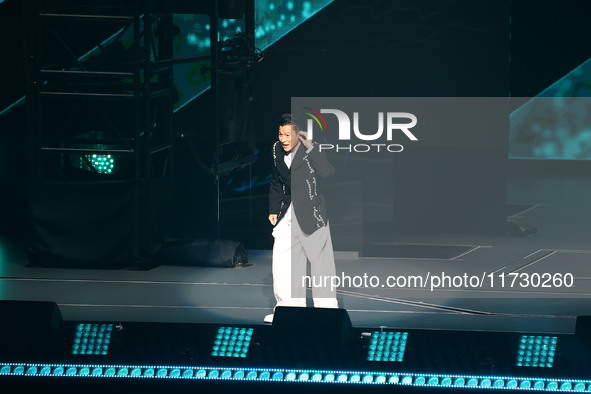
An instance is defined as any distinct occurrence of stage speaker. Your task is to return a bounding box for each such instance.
[0,301,64,361]
[272,307,354,362]
[575,316,591,339]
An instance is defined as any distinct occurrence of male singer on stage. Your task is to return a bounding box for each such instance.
[265,113,338,323]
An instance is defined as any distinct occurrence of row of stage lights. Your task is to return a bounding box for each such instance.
[65,324,559,369]
[1,363,590,391]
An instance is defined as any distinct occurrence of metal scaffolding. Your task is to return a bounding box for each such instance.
[22,0,256,267]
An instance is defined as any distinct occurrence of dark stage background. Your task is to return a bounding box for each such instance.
[1,0,591,260]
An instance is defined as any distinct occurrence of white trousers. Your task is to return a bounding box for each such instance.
[272,208,339,309]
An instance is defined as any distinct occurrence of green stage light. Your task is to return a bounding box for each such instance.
[367,331,408,362]
[80,154,115,174]
[516,335,557,367]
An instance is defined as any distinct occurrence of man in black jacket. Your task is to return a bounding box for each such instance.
[265,114,338,323]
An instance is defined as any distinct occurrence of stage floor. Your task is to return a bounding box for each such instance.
[1,171,590,334]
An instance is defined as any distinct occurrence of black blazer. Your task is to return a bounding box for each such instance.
[269,141,334,235]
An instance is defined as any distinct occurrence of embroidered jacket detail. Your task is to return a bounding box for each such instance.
[313,206,326,228]
[303,155,315,174]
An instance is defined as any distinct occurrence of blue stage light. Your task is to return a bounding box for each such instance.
[25,366,37,375]
[72,323,113,356]
[246,370,257,379]
[516,335,557,367]
[211,327,254,358]
[272,372,283,380]
[3,362,591,392]
[299,373,310,381]
[53,366,64,375]
[130,368,141,377]
[156,368,167,377]
[367,331,408,362]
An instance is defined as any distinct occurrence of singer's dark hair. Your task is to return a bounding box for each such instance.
[277,113,300,131]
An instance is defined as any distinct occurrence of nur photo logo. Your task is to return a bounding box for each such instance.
[303,108,418,153]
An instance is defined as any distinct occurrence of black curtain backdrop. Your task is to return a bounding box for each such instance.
[27,178,172,269]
